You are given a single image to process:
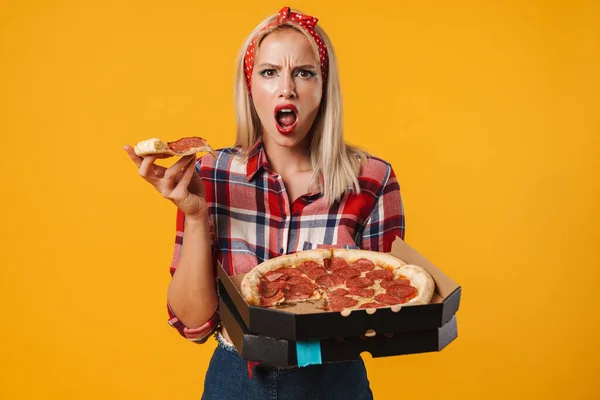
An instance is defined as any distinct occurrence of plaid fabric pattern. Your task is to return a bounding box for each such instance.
[167,140,405,343]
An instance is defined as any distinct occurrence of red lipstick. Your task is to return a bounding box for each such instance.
[274,104,299,135]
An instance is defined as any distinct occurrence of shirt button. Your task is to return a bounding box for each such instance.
[279,248,284,254]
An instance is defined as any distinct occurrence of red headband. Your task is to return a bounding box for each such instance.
[243,7,329,94]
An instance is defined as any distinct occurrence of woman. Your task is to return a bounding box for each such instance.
[125,7,404,399]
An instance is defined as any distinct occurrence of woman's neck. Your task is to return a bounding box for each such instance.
[262,135,313,176]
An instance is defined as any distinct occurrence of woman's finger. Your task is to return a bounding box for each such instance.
[164,155,196,181]
[159,156,196,196]
[124,145,144,168]
[139,155,160,180]
[169,157,198,203]
[174,156,198,193]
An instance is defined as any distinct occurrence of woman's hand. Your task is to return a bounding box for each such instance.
[124,145,207,219]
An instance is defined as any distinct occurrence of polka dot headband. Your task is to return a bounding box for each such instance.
[244,7,329,94]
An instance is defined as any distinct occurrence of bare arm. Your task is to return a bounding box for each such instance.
[124,145,218,329]
[167,214,218,328]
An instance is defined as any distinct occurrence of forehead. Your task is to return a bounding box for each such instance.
[256,28,318,64]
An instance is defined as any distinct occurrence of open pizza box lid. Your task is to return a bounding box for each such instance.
[219,282,458,367]
[217,237,461,341]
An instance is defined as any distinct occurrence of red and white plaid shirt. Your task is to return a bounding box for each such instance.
[167,140,405,343]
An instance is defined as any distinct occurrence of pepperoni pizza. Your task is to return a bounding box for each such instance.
[241,249,435,312]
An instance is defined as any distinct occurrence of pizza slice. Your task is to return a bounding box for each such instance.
[325,250,435,311]
[241,249,332,307]
[134,136,216,158]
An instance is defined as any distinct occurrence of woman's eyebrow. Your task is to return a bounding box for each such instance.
[295,64,317,70]
[255,63,317,70]
[256,63,280,69]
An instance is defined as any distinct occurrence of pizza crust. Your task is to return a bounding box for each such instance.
[331,249,407,268]
[134,138,169,156]
[395,265,435,305]
[293,249,333,264]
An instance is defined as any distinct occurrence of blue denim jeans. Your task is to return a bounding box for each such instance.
[201,332,374,399]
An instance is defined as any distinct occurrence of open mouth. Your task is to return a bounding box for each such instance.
[274,104,298,134]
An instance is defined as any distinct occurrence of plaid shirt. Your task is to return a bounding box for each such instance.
[167,140,405,343]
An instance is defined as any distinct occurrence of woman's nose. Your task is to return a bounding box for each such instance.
[278,71,296,98]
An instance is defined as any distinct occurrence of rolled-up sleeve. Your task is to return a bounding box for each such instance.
[167,300,219,344]
[361,166,405,253]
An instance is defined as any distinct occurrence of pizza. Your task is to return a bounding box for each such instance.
[240,249,435,312]
[134,136,216,158]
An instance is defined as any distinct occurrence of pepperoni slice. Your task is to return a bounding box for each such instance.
[329,288,349,296]
[380,279,410,289]
[330,257,349,271]
[366,269,393,281]
[276,267,303,277]
[346,277,374,288]
[329,296,358,311]
[262,271,288,282]
[314,274,343,288]
[328,295,347,305]
[323,258,332,270]
[348,287,375,298]
[306,266,329,279]
[260,290,284,306]
[359,302,385,309]
[387,284,417,299]
[335,268,361,280]
[259,280,287,297]
[375,294,404,305]
[351,258,376,272]
[296,261,322,273]
[330,274,345,286]
[167,137,209,153]
[315,274,335,288]
[286,276,312,285]
[286,282,317,296]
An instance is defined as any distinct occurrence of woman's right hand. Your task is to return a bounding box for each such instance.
[124,145,208,219]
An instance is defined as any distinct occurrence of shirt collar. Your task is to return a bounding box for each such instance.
[245,138,269,182]
[244,138,323,198]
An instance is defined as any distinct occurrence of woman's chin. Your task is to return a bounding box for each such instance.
[273,136,300,148]
[264,127,308,148]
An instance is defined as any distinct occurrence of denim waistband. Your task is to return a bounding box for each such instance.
[215,330,238,354]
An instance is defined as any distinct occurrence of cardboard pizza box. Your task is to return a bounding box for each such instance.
[219,284,458,367]
[217,237,461,341]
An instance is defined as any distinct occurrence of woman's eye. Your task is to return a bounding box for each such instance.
[296,70,316,78]
[259,69,277,77]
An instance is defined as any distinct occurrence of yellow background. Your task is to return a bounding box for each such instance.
[1,0,598,398]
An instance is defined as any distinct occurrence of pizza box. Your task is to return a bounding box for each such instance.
[217,237,461,341]
[219,283,458,367]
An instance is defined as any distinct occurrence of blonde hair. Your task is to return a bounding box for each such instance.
[233,9,368,206]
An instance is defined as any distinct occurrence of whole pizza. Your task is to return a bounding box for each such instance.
[241,249,435,312]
